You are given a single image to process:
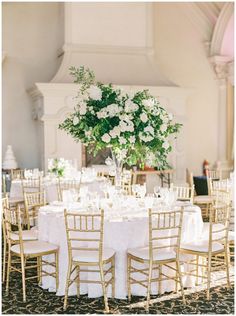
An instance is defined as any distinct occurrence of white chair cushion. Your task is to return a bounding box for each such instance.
[181,240,224,253]
[10,229,38,241]
[128,247,176,261]
[194,195,213,204]
[73,247,115,263]
[11,240,58,255]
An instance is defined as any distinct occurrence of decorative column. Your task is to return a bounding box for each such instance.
[209,56,232,161]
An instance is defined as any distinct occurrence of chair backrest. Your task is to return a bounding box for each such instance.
[57,179,81,201]
[206,169,222,195]
[3,204,24,248]
[206,169,222,180]
[171,184,194,203]
[21,177,42,195]
[148,208,184,261]
[11,169,25,180]
[64,209,104,262]
[208,200,230,251]
[212,179,231,194]
[24,191,46,229]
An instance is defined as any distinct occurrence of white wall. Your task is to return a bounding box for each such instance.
[2,2,63,168]
[2,2,226,176]
[154,3,219,175]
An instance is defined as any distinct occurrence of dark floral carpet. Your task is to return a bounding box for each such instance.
[2,269,234,314]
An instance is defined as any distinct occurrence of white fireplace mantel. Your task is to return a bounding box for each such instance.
[28,83,192,182]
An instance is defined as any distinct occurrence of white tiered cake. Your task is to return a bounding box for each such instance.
[3,145,18,169]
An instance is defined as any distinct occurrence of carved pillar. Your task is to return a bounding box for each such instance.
[209,56,232,163]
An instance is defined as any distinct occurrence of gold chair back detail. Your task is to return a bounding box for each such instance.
[24,191,46,229]
[171,184,194,203]
[57,179,81,201]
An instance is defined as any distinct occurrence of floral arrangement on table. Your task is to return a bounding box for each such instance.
[48,158,69,178]
[59,66,182,170]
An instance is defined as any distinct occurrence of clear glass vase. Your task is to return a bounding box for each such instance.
[111,150,124,188]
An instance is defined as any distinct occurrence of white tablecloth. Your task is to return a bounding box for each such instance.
[10,178,106,202]
[37,200,203,299]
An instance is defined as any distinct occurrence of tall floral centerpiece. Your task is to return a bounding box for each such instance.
[59,67,182,185]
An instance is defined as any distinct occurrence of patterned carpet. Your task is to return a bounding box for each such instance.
[2,268,234,314]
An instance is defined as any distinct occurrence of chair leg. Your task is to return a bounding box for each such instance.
[225,247,231,289]
[176,260,185,304]
[6,249,11,294]
[76,265,80,298]
[127,255,131,301]
[196,255,199,286]
[99,263,109,313]
[2,238,7,283]
[21,254,26,302]
[37,257,40,283]
[63,262,72,310]
[55,252,59,290]
[158,265,162,294]
[111,256,115,298]
[146,261,153,312]
[206,255,212,300]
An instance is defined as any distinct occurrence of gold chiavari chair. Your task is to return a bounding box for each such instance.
[4,204,59,301]
[63,209,115,313]
[24,191,46,230]
[11,169,25,180]
[180,200,231,300]
[171,184,194,204]
[127,208,185,312]
[189,172,214,220]
[57,179,81,201]
[2,195,38,283]
[21,177,42,196]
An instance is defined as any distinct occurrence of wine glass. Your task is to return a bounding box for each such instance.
[154,186,161,198]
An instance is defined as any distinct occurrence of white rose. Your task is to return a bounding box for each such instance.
[140,113,148,123]
[119,136,127,145]
[143,99,155,109]
[101,133,111,143]
[125,100,138,113]
[73,116,79,125]
[168,113,173,120]
[163,140,169,150]
[160,124,167,133]
[144,125,154,135]
[79,103,87,115]
[87,85,102,101]
[129,136,136,143]
[97,110,107,119]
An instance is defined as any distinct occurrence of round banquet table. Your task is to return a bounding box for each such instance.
[37,199,203,299]
[10,178,106,202]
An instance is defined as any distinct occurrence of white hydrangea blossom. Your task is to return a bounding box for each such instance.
[124,100,138,113]
[73,116,79,125]
[143,98,155,110]
[110,126,121,138]
[101,133,111,143]
[139,132,154,142]
[129,135,136,143]
[87,85,102,101]
[79,102,87,115]
[144,125,154,135]
[119,136,127,145]
[140,113,148,123]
